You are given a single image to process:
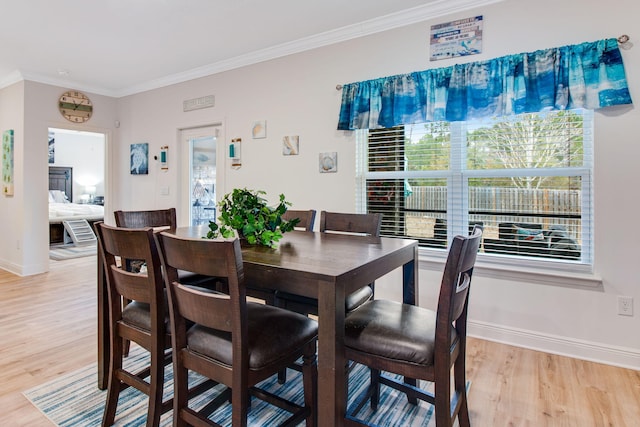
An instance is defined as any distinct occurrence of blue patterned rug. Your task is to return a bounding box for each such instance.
[23,345,457,426]
[49,243,97,260]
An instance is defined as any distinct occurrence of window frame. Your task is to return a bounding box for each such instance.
[356,110,594,276]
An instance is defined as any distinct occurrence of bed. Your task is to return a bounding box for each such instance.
[49,166,104,245]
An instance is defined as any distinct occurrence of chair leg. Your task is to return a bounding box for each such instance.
[404,377,418,405]
[173,363,190,427]
[454,354,470,427]
[434,368,452,427]
[146,343,165,427]
[370,368,380,411]
[101,335,123,426]
[301,342,317,427]
[230,382,250,427]
[278,368,288,384]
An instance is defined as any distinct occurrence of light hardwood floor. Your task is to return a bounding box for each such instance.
[1,255,639,426]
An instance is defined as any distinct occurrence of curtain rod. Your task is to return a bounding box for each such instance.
[335,35,632,91]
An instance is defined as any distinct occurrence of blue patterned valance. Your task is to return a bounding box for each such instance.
[338,38,632,130]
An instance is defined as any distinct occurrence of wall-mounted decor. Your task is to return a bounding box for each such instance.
[319,152,337,173]
[430,15,483,61]
[252,120,267,139]
[2,129,14,196]
[130,142,149,175]
[183,95,215,112]
[48,130,55,164]
[230,137,242,169]
[283,135,299,155]
[58,90,93,123]
[160,146,168,171]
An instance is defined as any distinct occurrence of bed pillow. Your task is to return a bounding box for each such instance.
[50,190,69,203]
[48,191,56,203]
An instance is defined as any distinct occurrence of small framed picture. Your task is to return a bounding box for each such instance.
[252,120,267,139]
[319,152,337,173]
[130,142,149,175]
[283,135,299,155]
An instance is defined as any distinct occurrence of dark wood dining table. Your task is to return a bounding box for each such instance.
[97,226,419,426]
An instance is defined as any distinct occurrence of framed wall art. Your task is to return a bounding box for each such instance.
[2,129,14,196]
[283,135,299,155]
[319,152,337,173]
[430,15,483,61]
[130,142,149,175]
[252,120,267,139]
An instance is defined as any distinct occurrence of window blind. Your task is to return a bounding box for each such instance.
[356,109,593,266]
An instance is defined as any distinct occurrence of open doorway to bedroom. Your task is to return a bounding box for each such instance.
[48,128,106,253]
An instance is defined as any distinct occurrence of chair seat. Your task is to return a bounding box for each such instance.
[276,284,373,313]
[345,300,456,366]
[188,301,318,369]
[121,301,168,331]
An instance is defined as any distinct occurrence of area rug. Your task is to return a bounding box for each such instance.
[23,346,460,426]
[49,243,97,261]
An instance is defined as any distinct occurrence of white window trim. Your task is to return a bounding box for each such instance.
[419,248,602,289]
[356,110,595,284]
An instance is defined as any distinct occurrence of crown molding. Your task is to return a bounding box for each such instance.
[7,0,503,97]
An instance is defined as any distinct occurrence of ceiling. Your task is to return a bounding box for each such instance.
[1,0,496,97]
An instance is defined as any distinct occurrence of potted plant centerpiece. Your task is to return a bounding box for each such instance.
[205,188,299,248]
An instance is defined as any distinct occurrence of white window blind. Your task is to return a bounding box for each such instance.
[356,109,593,268]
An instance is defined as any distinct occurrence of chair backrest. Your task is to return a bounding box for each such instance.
[114,208,177,231]
[155,233,244,338]
[319,211,381,236]
[282,209,316,231]
[436,225,482,347]
[94,222,165,323]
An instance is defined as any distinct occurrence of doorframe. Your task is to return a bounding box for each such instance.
[178,123,224,227]
[44,125,110,270]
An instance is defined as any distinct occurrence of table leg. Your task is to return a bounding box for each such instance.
[402,246,419,305]
[317,281,346,427]
[97,244,109,390]
[403,246,419,401]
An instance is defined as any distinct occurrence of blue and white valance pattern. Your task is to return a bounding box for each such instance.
[338,38,632,130]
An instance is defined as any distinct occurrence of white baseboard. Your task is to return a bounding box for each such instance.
[0,259,21,275]
[468,319,640,371]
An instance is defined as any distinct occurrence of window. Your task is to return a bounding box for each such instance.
[356,109,593,267]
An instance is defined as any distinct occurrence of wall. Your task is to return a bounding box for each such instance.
[114,0,640,368]
[2,0,639,367]
[0,82,25,273]
[0,81,117,275]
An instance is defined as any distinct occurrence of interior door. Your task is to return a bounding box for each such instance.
[179,125,223,226]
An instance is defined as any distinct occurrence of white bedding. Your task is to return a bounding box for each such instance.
[49,202,104,222]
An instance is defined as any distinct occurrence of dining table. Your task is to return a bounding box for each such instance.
[96,226,419,426]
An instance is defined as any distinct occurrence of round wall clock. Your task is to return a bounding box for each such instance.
[58,90,93,123]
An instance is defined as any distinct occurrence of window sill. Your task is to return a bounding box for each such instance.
[418,248,603,290]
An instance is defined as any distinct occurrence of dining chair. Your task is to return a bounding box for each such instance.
[244,209,317,306]
[94,222,172,427]
[274,211,381,384]
[244,208,316,304]
[155,232,319,427]
[113,207,220,356]
[275,211,381,316]
[282,209,317,231]
[114,208,177,231]
[343,226,482,427]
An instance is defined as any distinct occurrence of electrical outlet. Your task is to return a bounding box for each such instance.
[618,296,633,316]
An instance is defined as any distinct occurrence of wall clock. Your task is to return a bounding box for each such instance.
[58,90,93,123]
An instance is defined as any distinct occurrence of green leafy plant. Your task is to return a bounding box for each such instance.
[205,188,299,248]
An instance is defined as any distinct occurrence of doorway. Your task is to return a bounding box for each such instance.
[48,128,106,204]
[179,124,224,226]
